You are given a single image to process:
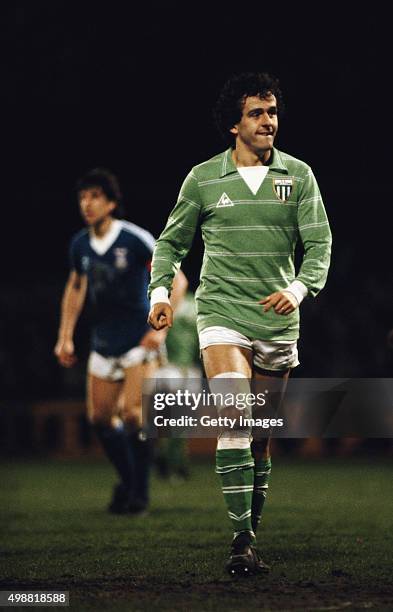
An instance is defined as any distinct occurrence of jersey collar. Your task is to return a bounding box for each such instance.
[89,219,122,255]
[220,147,288,177]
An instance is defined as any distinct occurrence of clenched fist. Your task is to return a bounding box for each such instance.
[148,302,174,330]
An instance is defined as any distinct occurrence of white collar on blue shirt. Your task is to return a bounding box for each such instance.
[89,219,122,255]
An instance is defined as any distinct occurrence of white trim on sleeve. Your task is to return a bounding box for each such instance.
[284,280,308,305]
[150,286,170,306]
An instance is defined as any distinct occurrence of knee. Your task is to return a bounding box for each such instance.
[210,372,252,427]
[88,406,113,428]
[251,438,270,460]
[121,404,142,429]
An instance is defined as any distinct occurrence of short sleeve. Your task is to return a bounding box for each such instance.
[122,222,156,265]
[135,234,155,264]
[69,235,83,274]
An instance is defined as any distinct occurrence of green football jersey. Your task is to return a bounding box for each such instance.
[149,147,332,341]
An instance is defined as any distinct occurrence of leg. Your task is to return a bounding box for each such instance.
[203,344,261,575]
[250,368,290,534]
[202,344,252,379]
[87,373,121,427]
[120,358,159,509]
[87,372,136,505]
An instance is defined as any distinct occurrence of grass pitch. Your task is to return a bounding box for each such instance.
[1,456,392,611]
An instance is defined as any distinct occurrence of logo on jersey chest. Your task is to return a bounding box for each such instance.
[113,248,128,269]
[81,256,90,271]
[273,178,293,202]
[216,192,234,208]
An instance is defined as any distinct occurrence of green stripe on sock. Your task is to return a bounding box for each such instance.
[252,456,272,533]
[216,448,255,535]
[216,448,255,473]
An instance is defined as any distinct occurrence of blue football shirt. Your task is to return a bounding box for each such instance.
[70,219,155,356]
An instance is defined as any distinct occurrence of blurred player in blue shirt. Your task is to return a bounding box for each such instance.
[55,168,187,513]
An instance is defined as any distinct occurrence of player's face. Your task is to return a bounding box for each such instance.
[230,94,278,153]
[78,187,116,226]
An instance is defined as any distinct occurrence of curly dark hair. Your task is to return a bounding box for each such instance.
[214,72,284,144]
[76,168,124,218]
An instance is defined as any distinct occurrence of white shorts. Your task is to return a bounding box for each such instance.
[199,326,299,371]
[88,347,160,382]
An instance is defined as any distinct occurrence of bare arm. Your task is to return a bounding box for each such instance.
[144,269,188,340]
[169,268,188,310]
[54,270,88,367]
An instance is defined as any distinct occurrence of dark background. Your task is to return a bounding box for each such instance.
[1,2,392,400]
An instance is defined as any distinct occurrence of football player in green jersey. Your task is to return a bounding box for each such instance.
[148,72,331,575]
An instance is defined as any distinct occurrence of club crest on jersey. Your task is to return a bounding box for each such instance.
[114,248,128,269]
[216,192,234,208]
[273,178,293,202]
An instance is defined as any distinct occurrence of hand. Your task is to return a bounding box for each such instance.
[54,337,77,367]
[259,291,298,316]
[147,302,173,330]
[139,328,168,351]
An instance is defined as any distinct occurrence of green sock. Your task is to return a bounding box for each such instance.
[216,447,255,538]
[251,457,272,533]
